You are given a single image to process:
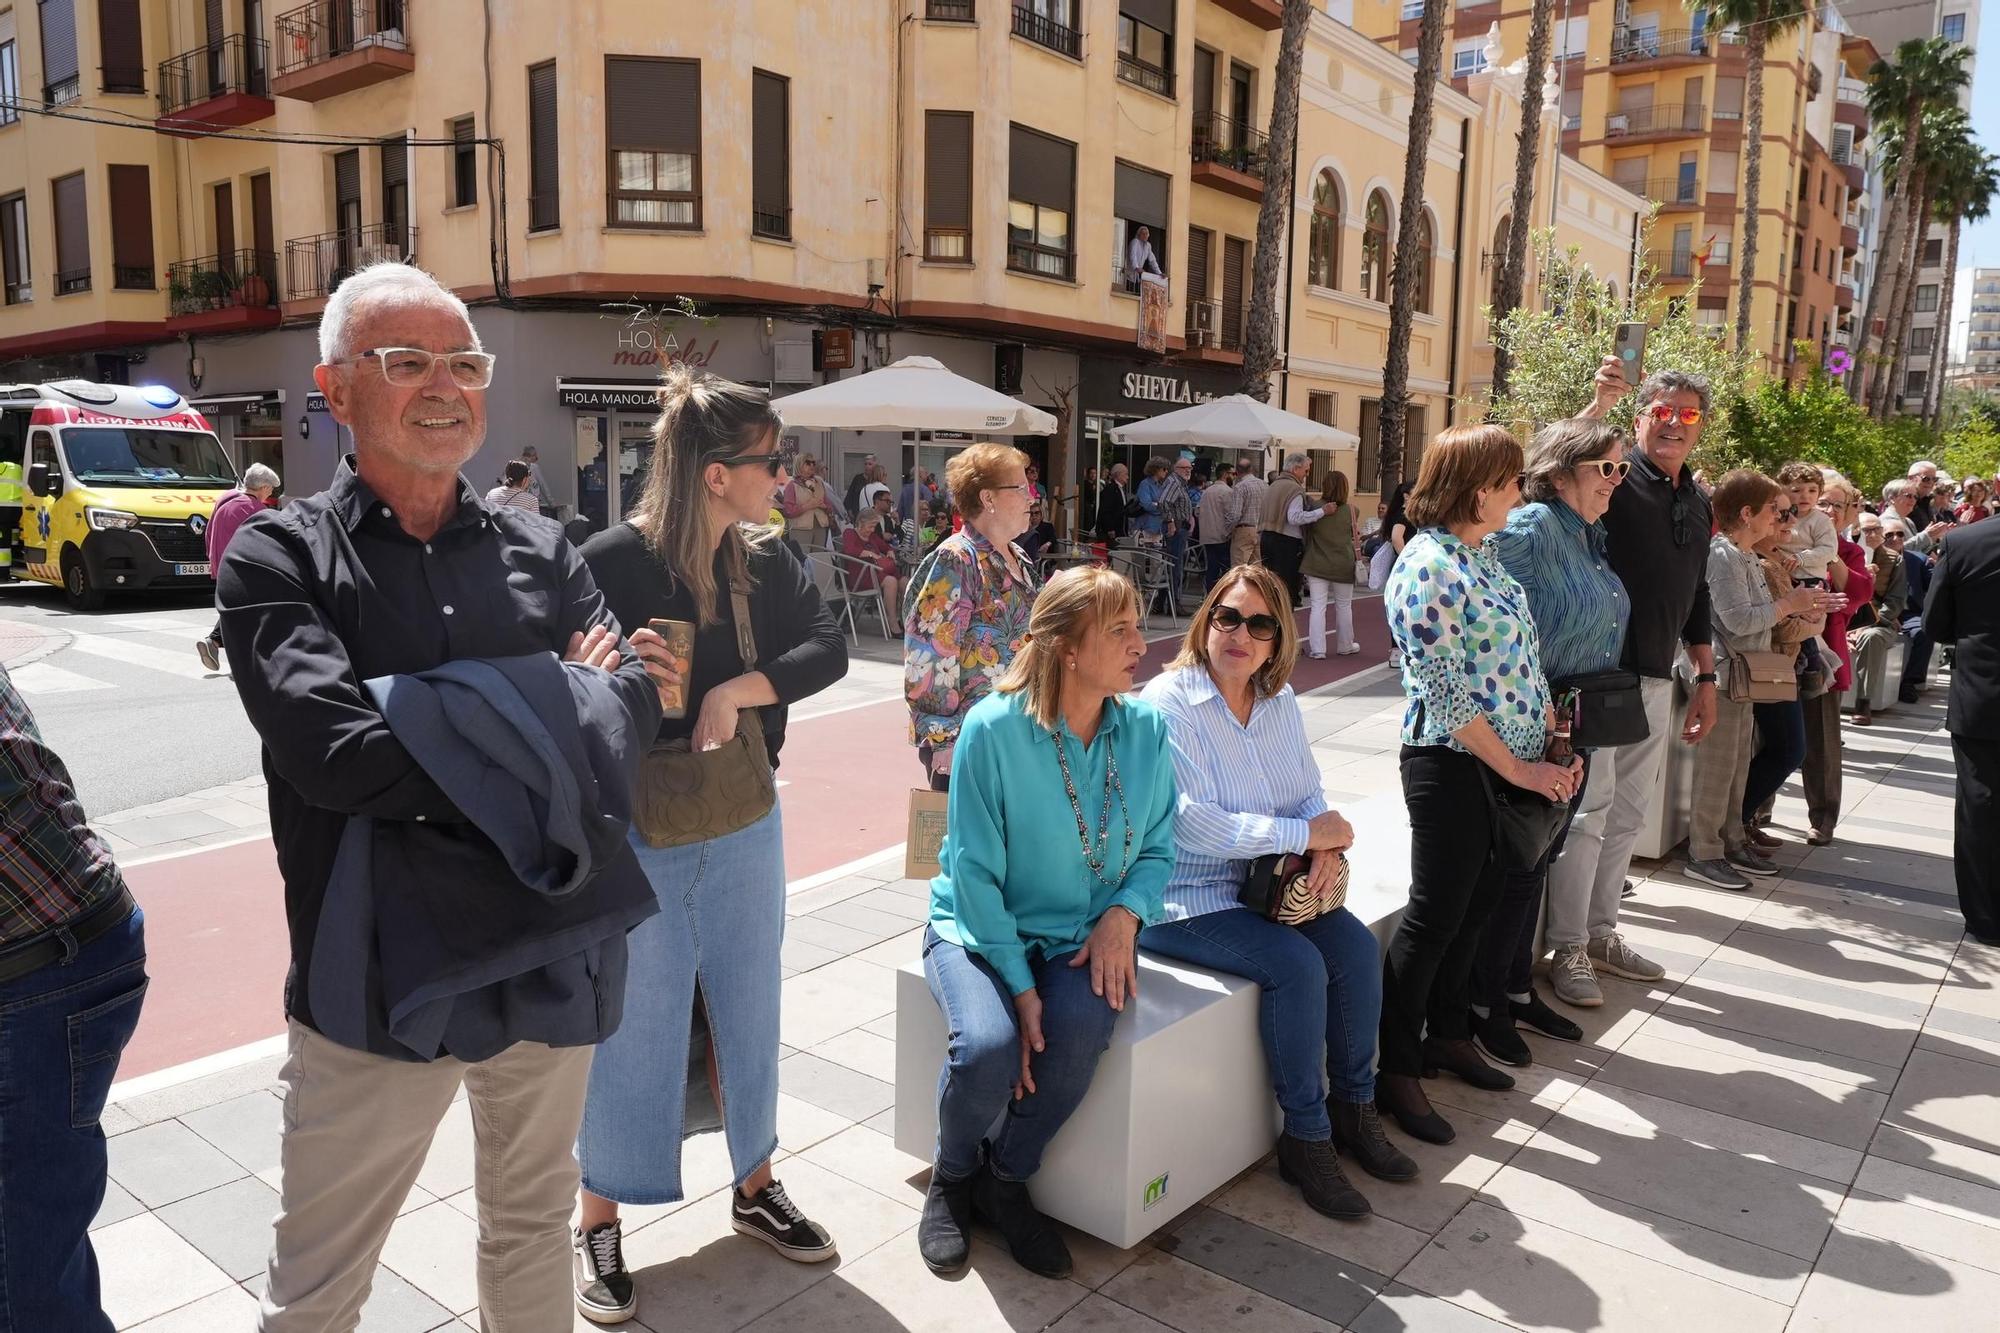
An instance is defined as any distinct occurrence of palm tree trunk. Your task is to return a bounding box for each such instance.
[1924,218,1961,426]
[1239,0,1313,403]
[1851,184,1903,404]
[1872,171,1930,418]
[1489,0,1555,403]
[1376,0,1450,497]
[1735,6,1770,355]
[1867,178,1921,417]
[1861,96,1931,407]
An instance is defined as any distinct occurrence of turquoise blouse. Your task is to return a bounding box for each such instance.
[929,689,1178,996]
[1489,500,1631,682]
[1388,527,1553,764]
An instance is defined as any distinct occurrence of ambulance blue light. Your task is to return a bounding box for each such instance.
[140,384,184,409]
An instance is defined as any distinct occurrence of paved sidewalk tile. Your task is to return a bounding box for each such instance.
[109,1119,250,1209]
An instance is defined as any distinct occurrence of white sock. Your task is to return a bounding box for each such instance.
[1508,991,1531,1005]
[1469,1003,1490,1020]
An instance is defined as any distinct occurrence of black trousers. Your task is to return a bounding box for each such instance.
[1471,752,1589,1013]
[1381,745,1504,1076]
[1953,735,2000,940]
[1260,531,1305,606]
[1900,629,1934,701]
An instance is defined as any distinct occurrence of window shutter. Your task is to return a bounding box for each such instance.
[529,61,559,220]
[2,198,26,293]
[1185,227,1210,301]
[108,164,152,271]
[334,149,359,209]
[214,181,234,258]
[925,111,972,228]
[1120,0,1174,33]
[206,0,222,44]
[1113,161,1168,231]
[751,70,788,215]
[606,56,700,154]
[39,0,79,88]
[250,172,275,256]
[1222,236,1246,310]
[380,137,406,189]
[52,172,86,274]
[1192,47,1214,119]
[97,0,141,86]
[1008,124,1074,213]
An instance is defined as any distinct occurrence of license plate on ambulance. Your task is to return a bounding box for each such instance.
[175,563,211,577]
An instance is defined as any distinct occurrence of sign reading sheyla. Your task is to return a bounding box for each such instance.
[1080,356,1236,418]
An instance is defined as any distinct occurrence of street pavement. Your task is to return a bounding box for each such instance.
[15,589,1998,1331]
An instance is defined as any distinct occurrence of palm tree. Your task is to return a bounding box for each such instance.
[1239,0,1314,403]
[1376,0,1450,498]
[1489,0,1556,402]
[1873,107,1971,418]
[1853,36,1971,405]
[1919,137,1997,425]
[1687,0,1812,357]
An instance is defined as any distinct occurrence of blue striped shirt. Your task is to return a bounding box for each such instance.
[1140,665,1330,920]
[1489,501,1631,681]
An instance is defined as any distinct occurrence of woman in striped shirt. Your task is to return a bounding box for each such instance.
[1139,565,1417,1223]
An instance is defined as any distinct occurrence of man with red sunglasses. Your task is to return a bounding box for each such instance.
[1538,358,1724,1006]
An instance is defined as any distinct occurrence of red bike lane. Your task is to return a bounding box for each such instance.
[120,603,1392,1079]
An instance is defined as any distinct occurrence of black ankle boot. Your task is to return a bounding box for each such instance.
[917,1166,975,1273]
[1329,1101,1419,1181]
[1470,1007,1532,1068]
[1377,1073,1455,1144]
[971,1164,1072,1279]
[1276,1133,1371,1220]
[1511,987,1584,1042]
[1421,1036,1517,1090]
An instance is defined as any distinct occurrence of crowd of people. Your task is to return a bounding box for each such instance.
[5,256,1995,1332]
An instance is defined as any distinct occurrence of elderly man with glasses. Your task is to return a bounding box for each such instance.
[218,262,663,1332]
[1533,358,1722,1005]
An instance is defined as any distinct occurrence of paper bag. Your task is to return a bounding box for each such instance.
[904,787,949,882]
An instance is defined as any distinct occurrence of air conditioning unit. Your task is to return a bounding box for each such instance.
[772,340,813,385]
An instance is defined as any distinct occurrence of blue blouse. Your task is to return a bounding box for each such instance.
[1489,501,1631,681]
[929,689,1178,995]
[1387,527,1553,763]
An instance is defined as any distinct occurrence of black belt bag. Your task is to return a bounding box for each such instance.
[1553,669,1649,750]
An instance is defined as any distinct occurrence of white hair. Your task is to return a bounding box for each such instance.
[1909,460,1937,478]
[1882,479,1907,501]
[1880,515,1908,535]
[1283,451,1309,471]
[317,262,479,365]
[242,463,281,491]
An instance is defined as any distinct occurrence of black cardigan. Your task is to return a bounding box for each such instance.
[580,523,849,766]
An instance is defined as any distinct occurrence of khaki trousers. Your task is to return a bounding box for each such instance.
[1688,692,1755,862]
[1801,688,1844,833]
[257,1020,593,1333]
[1229,525,1259,568]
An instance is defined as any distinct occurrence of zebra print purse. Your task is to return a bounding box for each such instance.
[1240,851,1349,925]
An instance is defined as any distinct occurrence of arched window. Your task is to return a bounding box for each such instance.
[1412,212,1435,314]
[1361,191,1391,302]
[1308,170,1342,289]
[1490,215,1511,308]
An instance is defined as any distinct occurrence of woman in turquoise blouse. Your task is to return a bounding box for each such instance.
[916,566,1177,1283]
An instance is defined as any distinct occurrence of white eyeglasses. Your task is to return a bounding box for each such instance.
[337,347,497,389]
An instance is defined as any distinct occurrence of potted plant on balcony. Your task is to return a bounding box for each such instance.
[235,267,271,307]
[168,273,194,315]
[190,268,232,310]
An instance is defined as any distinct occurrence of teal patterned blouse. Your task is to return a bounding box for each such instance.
[1388,527,1553,764]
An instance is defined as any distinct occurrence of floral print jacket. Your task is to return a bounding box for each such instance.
[904,527,1039,748]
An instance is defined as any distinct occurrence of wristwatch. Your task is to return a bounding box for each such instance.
[1694,671,1718,686]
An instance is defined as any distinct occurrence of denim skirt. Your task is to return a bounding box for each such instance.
[576,804,785,1205]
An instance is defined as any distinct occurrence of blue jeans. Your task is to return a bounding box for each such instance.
[923,928,1118,1183]
[1743,700,1807,826]
[0,904,147,1333]
[1140,906,1381,1140]
[1204,543,1231,591]
[1165,530,1190,605]
[578,808,784,1205]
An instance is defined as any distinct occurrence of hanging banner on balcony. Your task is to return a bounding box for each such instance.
[1137,274,1170,354]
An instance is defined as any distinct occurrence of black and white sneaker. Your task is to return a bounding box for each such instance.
[572,1221,636,1325]
[194,637,220,672]
[732,1180,836,1262]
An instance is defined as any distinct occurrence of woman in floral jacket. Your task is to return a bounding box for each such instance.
[905,443,1040,791]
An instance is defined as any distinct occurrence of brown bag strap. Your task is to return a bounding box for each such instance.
[730,582,758,673]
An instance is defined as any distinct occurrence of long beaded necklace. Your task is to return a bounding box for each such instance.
[1051,724,1132,888]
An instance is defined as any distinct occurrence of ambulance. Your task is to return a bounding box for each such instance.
[0,380,241,610]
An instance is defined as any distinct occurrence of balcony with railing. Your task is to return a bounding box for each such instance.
[1012,5,1082,59]
[113,263,154,290]
[56,266,91,295]
[1837,279,1856,311]
[1842,221,1861,252]
[1648,250,1696,280]
[925,0,975,19]
[283,223,416,302]
[1643,176,1702,209]
[272,0,414,102]
[1610,28,1711,68]
[1605,103,1705,142]
[752,205,792,241]
[1191,112,1267,201]
[1117,52,1173,97]
[1834,81,1869,134]
[1184,296,1248,360]
[166,250,282,334]
[156,34,274,133]
[1210,0,1283,28]
[100,61,147,95]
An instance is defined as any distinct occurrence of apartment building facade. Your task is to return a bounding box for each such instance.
[0,0,1639,524]
[1963,266,2000,397]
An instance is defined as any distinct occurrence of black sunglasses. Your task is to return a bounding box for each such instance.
[1211,606,1282,642]
[1671,497,1690,547]
[710,450,785,476]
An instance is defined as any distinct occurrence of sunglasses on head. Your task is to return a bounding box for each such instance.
[710,450,785,476]
[1577,459,1633,481]
[1211,606,1282,642]
[1643,404,1704,426]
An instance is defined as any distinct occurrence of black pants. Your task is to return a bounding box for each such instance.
[1900,629,1934,701]
[1471,752,1589,1013]
[1953,735,2000,939]
[1260,531,1304,606]
[1381,745,1504,1076]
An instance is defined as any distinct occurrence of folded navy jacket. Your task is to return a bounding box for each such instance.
[310,653,660,1062]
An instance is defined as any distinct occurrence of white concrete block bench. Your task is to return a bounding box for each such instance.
[892,794,1413,1248]
[1840,634,1906,714]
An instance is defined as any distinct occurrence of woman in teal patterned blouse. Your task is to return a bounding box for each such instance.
[1376,425,1583,1147]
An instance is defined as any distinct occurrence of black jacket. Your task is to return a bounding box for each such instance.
[1924,518,2000,740]
[1097,480,1131,541]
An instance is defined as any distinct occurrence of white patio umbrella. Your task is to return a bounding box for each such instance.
[1109,393,1359,454]
[772,355,1056,434]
